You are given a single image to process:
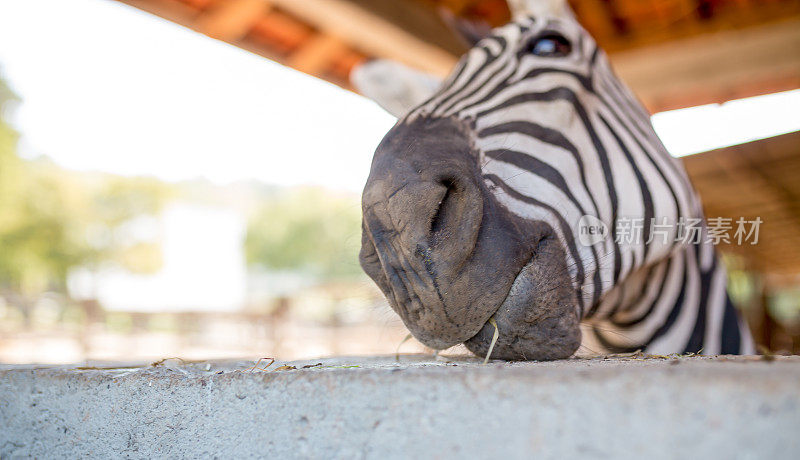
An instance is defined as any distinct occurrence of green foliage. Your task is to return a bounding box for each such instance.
[245,188,363,278]
[0,77,21,222]
[0,162,87,293]
[723,253,758,311]
[769,288,800,325]
[92,176,172,228]
[0,163,172,295]
[81,175,173,272]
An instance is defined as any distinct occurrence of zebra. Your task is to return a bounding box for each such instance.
[354,0,755,360]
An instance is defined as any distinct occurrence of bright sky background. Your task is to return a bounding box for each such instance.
[0,0,397,192]
[0,0,798,192]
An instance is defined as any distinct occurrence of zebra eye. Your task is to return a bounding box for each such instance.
[528,34,572,57]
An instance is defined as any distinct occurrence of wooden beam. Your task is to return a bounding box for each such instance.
[287,34,348,76]
[269,0,458,77]
[250,10,313,51]
[195,0,271,42]
[611,18,800,112]
[115,0,351,88]
[115,0,201,21]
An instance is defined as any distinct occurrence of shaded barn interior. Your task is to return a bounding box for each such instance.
[113,0,800,352]
[684,132,800,352]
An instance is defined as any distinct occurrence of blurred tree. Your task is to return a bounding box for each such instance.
[245,188,363,278]
[0,76,22,229]
[81,175,173,275]
[0,160,88,294]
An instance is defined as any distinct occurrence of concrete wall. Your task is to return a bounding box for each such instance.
[1,355,798,459]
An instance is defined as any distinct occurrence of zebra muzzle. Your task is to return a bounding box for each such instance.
[359,116,578,356]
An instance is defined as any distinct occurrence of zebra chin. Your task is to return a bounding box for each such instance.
[463,236,582,361]
[359,116,581,361]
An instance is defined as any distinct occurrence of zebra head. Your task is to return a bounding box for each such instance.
[355,0,701,360]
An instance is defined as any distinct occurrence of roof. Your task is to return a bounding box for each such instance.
[116,0,800,112]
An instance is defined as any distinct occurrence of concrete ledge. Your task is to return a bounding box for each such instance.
[2,355,799,459]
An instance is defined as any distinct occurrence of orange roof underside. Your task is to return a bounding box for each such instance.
[116,0,800,113]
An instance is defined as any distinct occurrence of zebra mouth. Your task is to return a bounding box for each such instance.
[463,236,582,361]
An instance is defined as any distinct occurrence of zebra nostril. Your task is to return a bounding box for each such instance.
[429,177,458,245]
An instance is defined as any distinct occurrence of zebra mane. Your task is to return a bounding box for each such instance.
[507,0,571,19]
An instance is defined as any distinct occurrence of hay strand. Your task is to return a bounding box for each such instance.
[483,317,499,364]
[396,333,414,361]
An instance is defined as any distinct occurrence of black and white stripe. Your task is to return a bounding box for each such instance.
[399,14,754,355]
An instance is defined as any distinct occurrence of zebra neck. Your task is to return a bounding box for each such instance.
[589,246,681,322]
[576,239,755,356]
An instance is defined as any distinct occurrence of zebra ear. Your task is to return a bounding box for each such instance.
[350,60,443,118]
[508,0,572,19]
